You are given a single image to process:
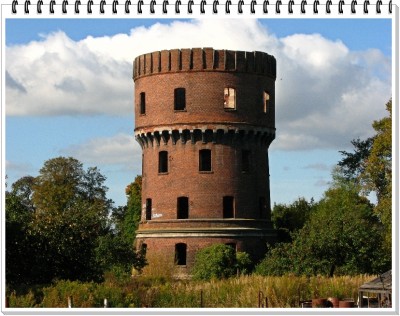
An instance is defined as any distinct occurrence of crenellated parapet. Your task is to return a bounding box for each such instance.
[133,48,277,80]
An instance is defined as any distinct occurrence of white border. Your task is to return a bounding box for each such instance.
[1,1,398,316]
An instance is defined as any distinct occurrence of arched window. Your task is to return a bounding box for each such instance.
[223,196,235,218]
[177,197,189,219]
[145,198,152,220]
[224,87,236,109]
[263,91,270,113]
[158,151,168,173]
[175,243,187,265]
[140,92,146,114]
[199,149,212,172]
[242,150,251,172]
[174,88,186,111]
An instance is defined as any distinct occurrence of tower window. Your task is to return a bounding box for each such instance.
[177,197,189,219]
[223,196,235,218]
[158,151,168,173]
[140,243,147,257]
[140,92,146,114]
[199,149,212,172]
[263,91,270,113]
[145,198,152,220]
[224,87,236,109]
[175,243,187,265]
[242,150,251,172]
[174,88,186,111]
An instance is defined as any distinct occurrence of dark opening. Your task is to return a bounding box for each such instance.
[158,151,168,173]
[175,243,187,265]
[199,149,212,172]
[140,92,146,114]
[140,243,147,256]
[223,196,235,218]
[177,196,189,219]
[174,88,186,111]
[259,197,267,219]
[145,198,152,220]
[242,150,251,172]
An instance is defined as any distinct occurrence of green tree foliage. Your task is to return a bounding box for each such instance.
[5,187,37,285]
[256,176,389,276]
[191,244,237,280]
[362,100,392,250]
[5,157,114,284]
[28,157,112,282]
[338,99,392,255]
[271,197,315,242]
[338,137,374,182]
[123,175,142,243]
[95,175,146,275]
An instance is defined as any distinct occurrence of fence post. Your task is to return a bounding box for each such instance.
[68,296,73,308]
[104,298,108,308]
[200,290,203,308]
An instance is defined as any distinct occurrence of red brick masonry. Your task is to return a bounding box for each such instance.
[133,48,277,276]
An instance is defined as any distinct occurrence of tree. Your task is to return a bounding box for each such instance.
[271,197,315,242]
[338,137,374,182]
[122,175,142,244]
[362,100,392,250]
[5,190,38,285]
[95,175,146,276]
[256,175,389,276]
[338,100,392,253]
[28,157,112,282]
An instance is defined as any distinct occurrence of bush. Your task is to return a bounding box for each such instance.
[191,244,236,281]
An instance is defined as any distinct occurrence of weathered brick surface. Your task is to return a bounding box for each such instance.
[133,48,277,276]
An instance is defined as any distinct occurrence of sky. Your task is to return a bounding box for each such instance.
[4,18,392,208]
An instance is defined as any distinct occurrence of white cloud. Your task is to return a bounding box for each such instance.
[62,133,142,171]
[6,19,391,151]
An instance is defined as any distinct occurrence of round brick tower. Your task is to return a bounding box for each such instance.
[133,48,276,277]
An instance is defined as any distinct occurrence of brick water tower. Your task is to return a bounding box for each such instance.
[133,48,276,277]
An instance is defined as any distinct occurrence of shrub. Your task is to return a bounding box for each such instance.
[191,244,236,281]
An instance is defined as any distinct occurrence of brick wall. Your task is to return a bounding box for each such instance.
[133,48,277,276]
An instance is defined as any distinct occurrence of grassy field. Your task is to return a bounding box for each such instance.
[7,274,372,308]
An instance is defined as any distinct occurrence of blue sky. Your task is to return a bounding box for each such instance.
[4,18,392,207]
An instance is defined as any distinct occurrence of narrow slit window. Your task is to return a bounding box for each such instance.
[223,196,235,218]
[174,88,186,111]
[242,150,251,172]
[224,88,236,109]
[263,91,270,113]
[145,198,152,220]
[158,151,168,173]
[140,92,146,114]
[199,149,212,172]
[140,243,147,257]
[175,243,187,265]
[177,197,189,219]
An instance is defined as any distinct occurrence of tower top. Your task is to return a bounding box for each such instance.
[133,48,276,81]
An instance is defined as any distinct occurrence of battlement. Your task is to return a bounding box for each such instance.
[133,48,276,80]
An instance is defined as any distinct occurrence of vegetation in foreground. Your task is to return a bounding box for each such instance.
[5,99,392,307]
[7,274,371,308]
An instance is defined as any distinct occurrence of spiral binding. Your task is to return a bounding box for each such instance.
[11,0,393,15]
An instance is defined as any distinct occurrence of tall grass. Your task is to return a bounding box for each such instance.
[7,274,371,308]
